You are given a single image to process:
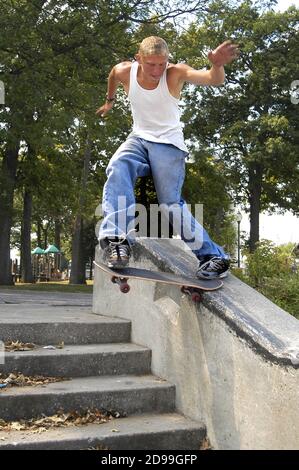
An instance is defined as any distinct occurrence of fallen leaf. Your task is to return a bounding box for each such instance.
[0,409,123,433]
[11,422,25,431]
[5,341,36,352]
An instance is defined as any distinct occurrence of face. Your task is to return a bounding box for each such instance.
[136,54,168,83]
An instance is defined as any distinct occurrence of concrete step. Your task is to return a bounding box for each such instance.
[1,343,151,377]
[0,375,175,421]
[0,289,92,307]
[0,295,207,451]
[0,306,131,344]
[0,412,206,450]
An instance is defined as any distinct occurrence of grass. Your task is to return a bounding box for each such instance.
[0,280,93,294]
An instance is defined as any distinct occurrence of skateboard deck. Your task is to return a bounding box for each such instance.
[94,261,222,303]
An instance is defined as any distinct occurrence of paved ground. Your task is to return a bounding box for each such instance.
[0,289,92,307]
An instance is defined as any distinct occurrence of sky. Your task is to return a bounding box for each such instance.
[274,0,298,11]
[240,211,299,245]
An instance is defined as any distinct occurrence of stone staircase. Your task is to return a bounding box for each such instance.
[0,304,206,450]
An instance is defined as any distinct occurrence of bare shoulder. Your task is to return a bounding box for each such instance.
[169,63,191,71]
[167,62,194,84]
[113,61,132,81]
[170,62,193,77]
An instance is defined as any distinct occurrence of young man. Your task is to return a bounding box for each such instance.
[96,36,239,279]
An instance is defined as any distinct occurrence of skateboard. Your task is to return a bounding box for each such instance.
[94,261,222,303]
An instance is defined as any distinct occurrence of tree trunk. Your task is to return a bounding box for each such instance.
[21,190,34,282]
[248,162,263,252]
[0,141,20,285]
[70,136,92,284]
[70,215,86,284]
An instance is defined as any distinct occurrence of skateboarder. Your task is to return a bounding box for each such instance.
[96,36,239,279]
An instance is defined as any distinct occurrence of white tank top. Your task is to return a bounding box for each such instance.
[127,61,188,152]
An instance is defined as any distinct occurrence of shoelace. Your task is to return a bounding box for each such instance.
[109,242,129,258]
[200,257,226,272]
[108,229,135,258]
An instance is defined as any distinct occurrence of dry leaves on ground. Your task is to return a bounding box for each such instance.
[0,372,69,389]
[0,409,122,433]
[5,341,36,352]
[5,341,65,352]
[199,437,212,450]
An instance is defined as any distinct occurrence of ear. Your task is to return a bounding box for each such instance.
[135,53,141,64]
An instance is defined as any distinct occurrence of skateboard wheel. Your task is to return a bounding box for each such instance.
[120,283,130,294]
[191,292,202,303]
[111,276,118,284]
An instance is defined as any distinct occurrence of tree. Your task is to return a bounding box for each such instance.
[178,1,299,251]
[0,0,211,284]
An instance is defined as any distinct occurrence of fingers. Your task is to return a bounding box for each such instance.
[231,45,240,59]
[225,44,239,54]
[96,102,113,118]
[221,40,233,46]
[209,42,240,66]
[221,41,240,61]
[95,107,106,118]
[219,41,240,52]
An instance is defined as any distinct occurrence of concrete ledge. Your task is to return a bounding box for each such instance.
[133,239,299,367]
[93,238,299,449]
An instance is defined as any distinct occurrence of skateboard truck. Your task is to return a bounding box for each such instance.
[181,286,203,303]
[111,275,130,293]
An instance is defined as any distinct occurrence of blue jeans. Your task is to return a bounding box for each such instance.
[99,137,227,259]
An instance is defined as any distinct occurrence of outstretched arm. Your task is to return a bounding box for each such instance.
[178,40,239,87]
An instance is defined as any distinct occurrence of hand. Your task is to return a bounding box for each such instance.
[95,101,114,118]
[208,40,240,67]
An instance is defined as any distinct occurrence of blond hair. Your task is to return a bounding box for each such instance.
[138,36,169,57]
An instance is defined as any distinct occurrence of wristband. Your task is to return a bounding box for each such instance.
[106,94,115,103]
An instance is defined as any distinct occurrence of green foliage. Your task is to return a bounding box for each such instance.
[259,274,299,319]
[177,1,299,249]
[243,240,294,284]
[234,240,299,318]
